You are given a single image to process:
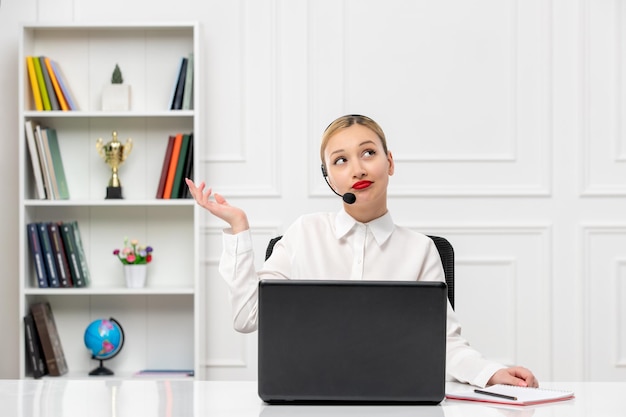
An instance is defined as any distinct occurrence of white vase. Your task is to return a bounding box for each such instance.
[102,84,131,111]
[124,264,147,288]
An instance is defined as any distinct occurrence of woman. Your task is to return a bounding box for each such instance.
[185,114,538,388]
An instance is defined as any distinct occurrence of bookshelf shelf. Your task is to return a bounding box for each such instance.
[24,288,195,296]
[24,199,195,207]
[24,110,195,118]
[18,22,200,379]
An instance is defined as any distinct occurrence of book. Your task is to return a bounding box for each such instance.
[39,56,60,111]
[26,223,48,288]
[24,120,46,199]
[182,53,194,110]
[34,124,55,199]
[133,369,194,378]
[170,57,188,110]
[25,57,43,111]
[163,133,183,199]
[30,302,68,377]
[170,133,191,199]
[167,57,185,110]
[179,134,194,198]
[47,222,72,287]
[45,128,70,199]
[49,59,78,110]
[59,222,85,287]
[44,57,69,111]
[32,56,51,111]
[69,220,90,287]
[23,313,48,379]
[40,128,60,199]
[37,222,60,288]
[156,135,176,198]
[445,384,575,406]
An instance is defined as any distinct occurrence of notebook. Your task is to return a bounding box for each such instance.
[445,384,575,406]
[257,279,448,404]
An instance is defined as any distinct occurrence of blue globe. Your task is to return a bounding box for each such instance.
[84,318,125,376]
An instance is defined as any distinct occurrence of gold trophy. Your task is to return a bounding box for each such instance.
[96,131,133,199]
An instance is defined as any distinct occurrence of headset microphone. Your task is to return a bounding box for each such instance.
[321,164,357,205]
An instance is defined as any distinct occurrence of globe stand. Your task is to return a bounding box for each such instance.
[89,358,115,376]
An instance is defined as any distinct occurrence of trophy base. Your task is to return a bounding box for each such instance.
[106,186,123,199]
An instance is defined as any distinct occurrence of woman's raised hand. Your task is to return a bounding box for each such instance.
[185,178,250,234]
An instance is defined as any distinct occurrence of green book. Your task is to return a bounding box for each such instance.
[59,222,85,287]
[32,56,51,111]
[39,56,60,111]
[69,220,90,287]
[170,133,191,199]
[45,128,70,199]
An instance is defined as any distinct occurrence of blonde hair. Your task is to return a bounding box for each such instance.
[320,115,388,170]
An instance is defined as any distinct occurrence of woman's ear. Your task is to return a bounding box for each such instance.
[387,151,395,176]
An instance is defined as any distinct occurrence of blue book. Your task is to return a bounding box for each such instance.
[170,57,188,110]
[49,59,78,110]
[37,222,60,287]
[26,223,48,288]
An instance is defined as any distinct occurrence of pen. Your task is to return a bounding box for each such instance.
[474,389,518,401]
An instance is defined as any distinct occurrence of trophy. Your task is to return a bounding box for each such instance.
[96,131,133,199]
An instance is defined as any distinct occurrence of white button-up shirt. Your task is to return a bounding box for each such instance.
[219,209,505,387]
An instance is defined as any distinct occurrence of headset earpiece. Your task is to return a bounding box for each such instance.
[320,164,328,177]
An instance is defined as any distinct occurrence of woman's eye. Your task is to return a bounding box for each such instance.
[363,149,376,158]
[334,157,346,165]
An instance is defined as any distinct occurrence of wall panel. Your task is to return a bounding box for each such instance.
[582,226,626,381]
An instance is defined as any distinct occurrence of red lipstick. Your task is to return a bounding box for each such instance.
[352,181,372,190]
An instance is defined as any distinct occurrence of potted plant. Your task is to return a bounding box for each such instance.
[102,63,131,111]
[113,237,153,287]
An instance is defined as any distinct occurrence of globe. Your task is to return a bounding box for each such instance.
[84,318,125,376]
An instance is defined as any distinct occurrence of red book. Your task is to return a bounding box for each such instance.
[156,135,176,198]
[163,133,183,199]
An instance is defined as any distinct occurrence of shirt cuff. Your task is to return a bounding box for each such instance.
[222,228,253,255]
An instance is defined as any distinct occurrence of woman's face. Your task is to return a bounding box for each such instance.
[323,123,394,219]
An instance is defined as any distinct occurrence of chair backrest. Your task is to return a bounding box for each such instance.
[264,234,455,309]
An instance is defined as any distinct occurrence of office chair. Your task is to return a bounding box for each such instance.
[264,234,455,309]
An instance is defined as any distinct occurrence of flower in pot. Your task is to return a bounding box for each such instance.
[113,237,153,265]
[102,63,131,111]
[113,237,153,288]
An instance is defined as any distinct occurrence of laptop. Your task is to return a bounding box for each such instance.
[258,279,448,404]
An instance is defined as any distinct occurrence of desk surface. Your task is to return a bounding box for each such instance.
[0,380,623,417]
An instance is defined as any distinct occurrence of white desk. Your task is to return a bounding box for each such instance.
[0,380,623,417]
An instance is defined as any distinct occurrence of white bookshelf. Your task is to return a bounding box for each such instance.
[18,23,200,379]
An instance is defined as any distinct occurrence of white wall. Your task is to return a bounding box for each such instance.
[2,0,625,382]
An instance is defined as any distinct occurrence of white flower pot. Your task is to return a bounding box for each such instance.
[102,84,131,111]
[124,264,147,288]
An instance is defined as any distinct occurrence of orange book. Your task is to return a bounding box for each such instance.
[156,135,175,198]
[162,133,183,199]
[44,57,69,111]
[26,57,43,111]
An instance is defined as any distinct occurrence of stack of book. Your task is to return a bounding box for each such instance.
[24,301,68,378]
[169,53,194,110]
[25,56,78,111]
[24,120,69,200]
[26,221,90,289]
[156,133,194,199]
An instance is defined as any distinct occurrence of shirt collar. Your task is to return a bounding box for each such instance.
[334,209,395,245]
